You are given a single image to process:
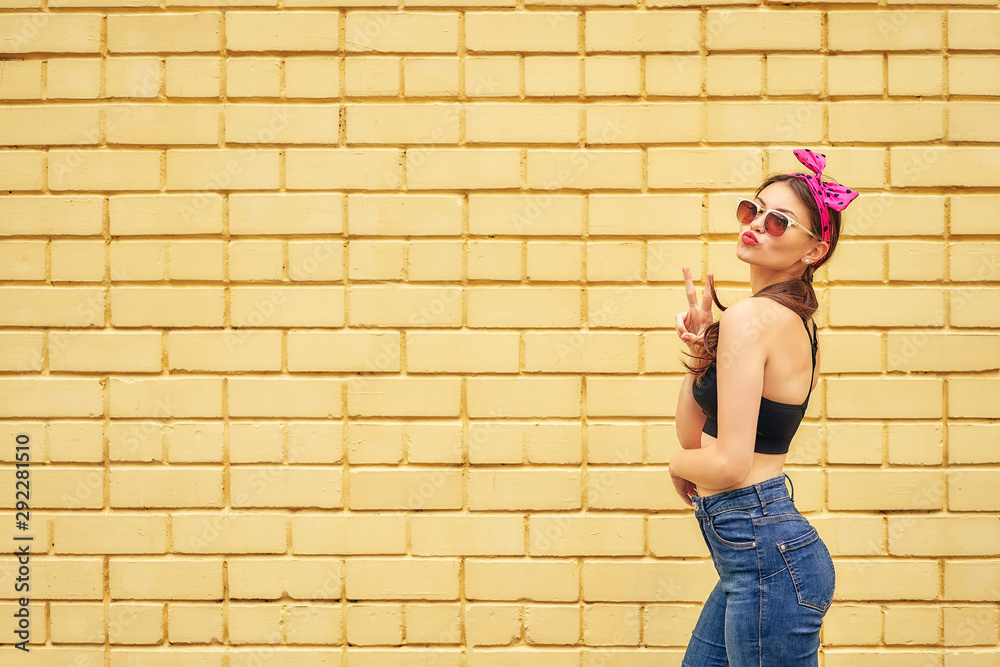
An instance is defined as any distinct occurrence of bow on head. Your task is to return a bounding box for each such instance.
[789,148,858,249]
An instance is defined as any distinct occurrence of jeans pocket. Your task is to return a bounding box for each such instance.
[707,509,757,549]
[778,527,836,612]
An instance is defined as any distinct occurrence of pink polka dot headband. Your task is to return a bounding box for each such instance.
[788,149,858,248]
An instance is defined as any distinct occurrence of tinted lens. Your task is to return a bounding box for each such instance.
[763,211,790,236]
[736,199,759,225]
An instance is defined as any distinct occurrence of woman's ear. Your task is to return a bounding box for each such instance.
[805,241,829,265]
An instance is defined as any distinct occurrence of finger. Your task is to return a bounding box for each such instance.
[675,312,690,340]
[701,272,714,312]
[682,266,697,307]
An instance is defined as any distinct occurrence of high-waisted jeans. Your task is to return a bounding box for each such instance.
[682,473,836,666]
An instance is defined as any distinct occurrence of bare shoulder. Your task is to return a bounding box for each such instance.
[718,296,776,332]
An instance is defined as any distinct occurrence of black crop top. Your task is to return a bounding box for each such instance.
[690,317,818,455]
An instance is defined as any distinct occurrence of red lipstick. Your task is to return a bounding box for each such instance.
[741,231,759,245]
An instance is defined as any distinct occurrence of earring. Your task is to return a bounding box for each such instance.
[805,259,810,264]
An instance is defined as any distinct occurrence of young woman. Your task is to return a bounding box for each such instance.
[668,149,857,665]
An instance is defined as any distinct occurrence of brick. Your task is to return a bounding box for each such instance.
[829,11,943,51]
[106,104,218,145]
[951,102,1000,142]
[766,55,823,96]
[226,104,340,144]
[585,103,699,143]
[590,194,700,236]
[829,288,944,326]
[828,55,883,96]
[827,378,942,419]
[469,194,584,237]
[406,148,520,190]
[0,557,103,599]
[842,194,944,237]
[949,470,1000,512]
[349,469,462,510]
[289,331,401,372]
[166,422,225,464]
[465,286,575,328]
[290,148,401,190]
[110,240,166,280]
[0,61,42,100]
[888,55,943,96]
[466,56,520,97]
[648,147,763,189]
[107,56,162,98]
[172,514,287,553]
[168,604,223,644]
[345,56,400,96]
[524,332,638,373]
[890,516,1000,557]
[530,515,643,556]
[230,193,342,235]
[949,378,1000,418]
[583,560,715,602]
[944,561,1000,602]
[228,378,343,418]
[948,424,1000,465]
[165,57,220,97]
[349,285,462,326]
[468,103,579,144]
[587,10,699,52]
[706,10,821,51]
[407,332,518,373]
[50,331,161,373]
[227,11,339,51]
[883,605,940,646]
[293,514,406,555]
[347,12,459,53]
[0,150,45,191]
[887,241,945,281]
[466,12,577,52]
[108,12,220,53]
[887,423,943,465]
[47,58,100,99]
[0,14,102,53]
[1,466,104,509]
[109,602,163,644]
[525,56,580,97]
[950,56,1000,96]
[348,194,461,236]
[585,55,641,96]
[467,377,581,418]
[948,10,1000,49]
[466,559,577,601]
[888,333,1000,372]
[952,288,1000,328]
[0,240,44,280]
[707,102,823,143]
[47,420,104,463]
[526,149,642,189]
[231,467,342,508]
[466,239,520,280]
[347,559,458,600]
[951,242,1000,282]
[835,560,939,601]
[587,286,678,328]
[826,423,882,465]
[49,149,160,191]
[944,606,999,646]
[110,559,222,600]
[111,650,223,667]
[111,287,225,328]
[348,103,459,144]
[166,148,280,190]
[111,467,223,508]
[347,377,460,417]
[0,378,102,418]
[829,470,944,511]
[110,194,224,236]
[411,515,524,556]
[824,605,880,646]
[706,55,761,96]
[285,56,340,98]
[645,55,701,96]
[470,470,582,511]
[404,57,460,96]
[48,602,102,643]
[229,603,281,644]
[525,241,582,281]
[227,57,281,97]
[230,286,345,327]
[830,102,944,142]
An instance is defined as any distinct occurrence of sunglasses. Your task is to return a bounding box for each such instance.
[736,198,821,241]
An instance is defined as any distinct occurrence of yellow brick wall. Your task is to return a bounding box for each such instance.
[0,2,998,664]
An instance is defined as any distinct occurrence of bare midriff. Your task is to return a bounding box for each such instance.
[693,435,787,497]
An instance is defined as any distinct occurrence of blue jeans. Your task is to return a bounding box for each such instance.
[682,473,836,666]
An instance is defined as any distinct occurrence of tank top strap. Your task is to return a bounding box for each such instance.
[801,317,818,406]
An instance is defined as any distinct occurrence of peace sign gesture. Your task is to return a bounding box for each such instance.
[676,266,715,352]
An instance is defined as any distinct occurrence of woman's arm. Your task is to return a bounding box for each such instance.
[675,370,708,449]
[668,298,766,488]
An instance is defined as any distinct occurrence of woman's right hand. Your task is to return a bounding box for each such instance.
[676,266,714,353]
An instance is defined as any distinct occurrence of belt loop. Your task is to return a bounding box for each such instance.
[754,482,768,515]
[784,472,795,503]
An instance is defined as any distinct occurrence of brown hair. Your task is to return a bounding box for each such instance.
[684,174,843,383]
